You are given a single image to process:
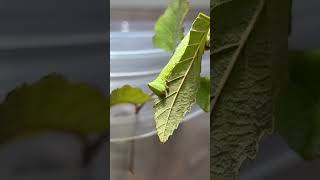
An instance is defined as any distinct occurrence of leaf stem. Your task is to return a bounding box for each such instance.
[81,133,108,167]
[135,104,145,114]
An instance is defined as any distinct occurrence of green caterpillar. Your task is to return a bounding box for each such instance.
[148,13,210,96]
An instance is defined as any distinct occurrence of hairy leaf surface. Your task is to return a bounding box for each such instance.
[154,13,210,143]
[153,0,189,52]
[211,0,290,179]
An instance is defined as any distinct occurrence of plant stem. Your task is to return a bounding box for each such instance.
[129,93,154,174]
[135,103,145,114]
[129,106,140,174]
[81,133,109,167]
[135,92,154,114]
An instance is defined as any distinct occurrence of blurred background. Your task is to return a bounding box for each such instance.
[0,0,108,180]
[110,0,210,180]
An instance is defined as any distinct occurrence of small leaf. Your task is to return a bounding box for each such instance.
[276,50,320,159]
[0,73,108,143]
[276,84,320,160]
[153,0,189,52]
[196,77,210,112]
[154,13,210,143]
[111,85,151,106]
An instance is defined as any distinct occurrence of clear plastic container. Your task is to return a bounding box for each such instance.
[110,21,209,180]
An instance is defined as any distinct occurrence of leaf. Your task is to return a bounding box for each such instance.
[153,0,190,52]
[276,84,320,160]
[154,13,210,143]
[196,77,210,112]
[0,73,108,143]
[276,50,320,159]
[110,85,151,107]
[212,0,233,9]
[211,0,290,179]
[288,50,320,94]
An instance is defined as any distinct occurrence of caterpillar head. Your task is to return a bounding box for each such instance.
[148,81,166,97]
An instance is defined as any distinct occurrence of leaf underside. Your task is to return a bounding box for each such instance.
[0,73,108,143]
[153,0,190,52]
[211,0,290,179]
[154,13,210,143]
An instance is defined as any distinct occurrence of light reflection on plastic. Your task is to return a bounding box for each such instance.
[120,21,130,32]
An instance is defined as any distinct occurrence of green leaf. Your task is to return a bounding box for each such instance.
[212,0,233,9]
[153,0,189,52]
[154,13,210,143]
[276,50,320,159]
[276,84,320,160]
[288,50,320,94]
[0,73,108,143]
[196,77,210,112]
[211,0,290,179]
[110,85,151,106]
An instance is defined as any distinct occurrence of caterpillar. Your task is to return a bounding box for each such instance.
[148,13,210,96]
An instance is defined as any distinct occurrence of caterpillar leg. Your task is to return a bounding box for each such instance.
[165,84,169,95]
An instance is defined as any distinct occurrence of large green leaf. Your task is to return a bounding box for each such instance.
[211,0,290,179]
[0,74,108,143]
[111,85,151,107]
[154,13,210,143]
[276,50,320,159]
[153,0,189,52]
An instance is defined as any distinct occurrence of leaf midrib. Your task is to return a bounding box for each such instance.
[210,0,266,113]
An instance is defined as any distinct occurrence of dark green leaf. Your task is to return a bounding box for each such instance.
[211,0,290,179]
[0,73,108,143]
[276,50,320,159]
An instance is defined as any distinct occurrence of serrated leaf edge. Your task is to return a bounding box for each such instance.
[155,17,210,142]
